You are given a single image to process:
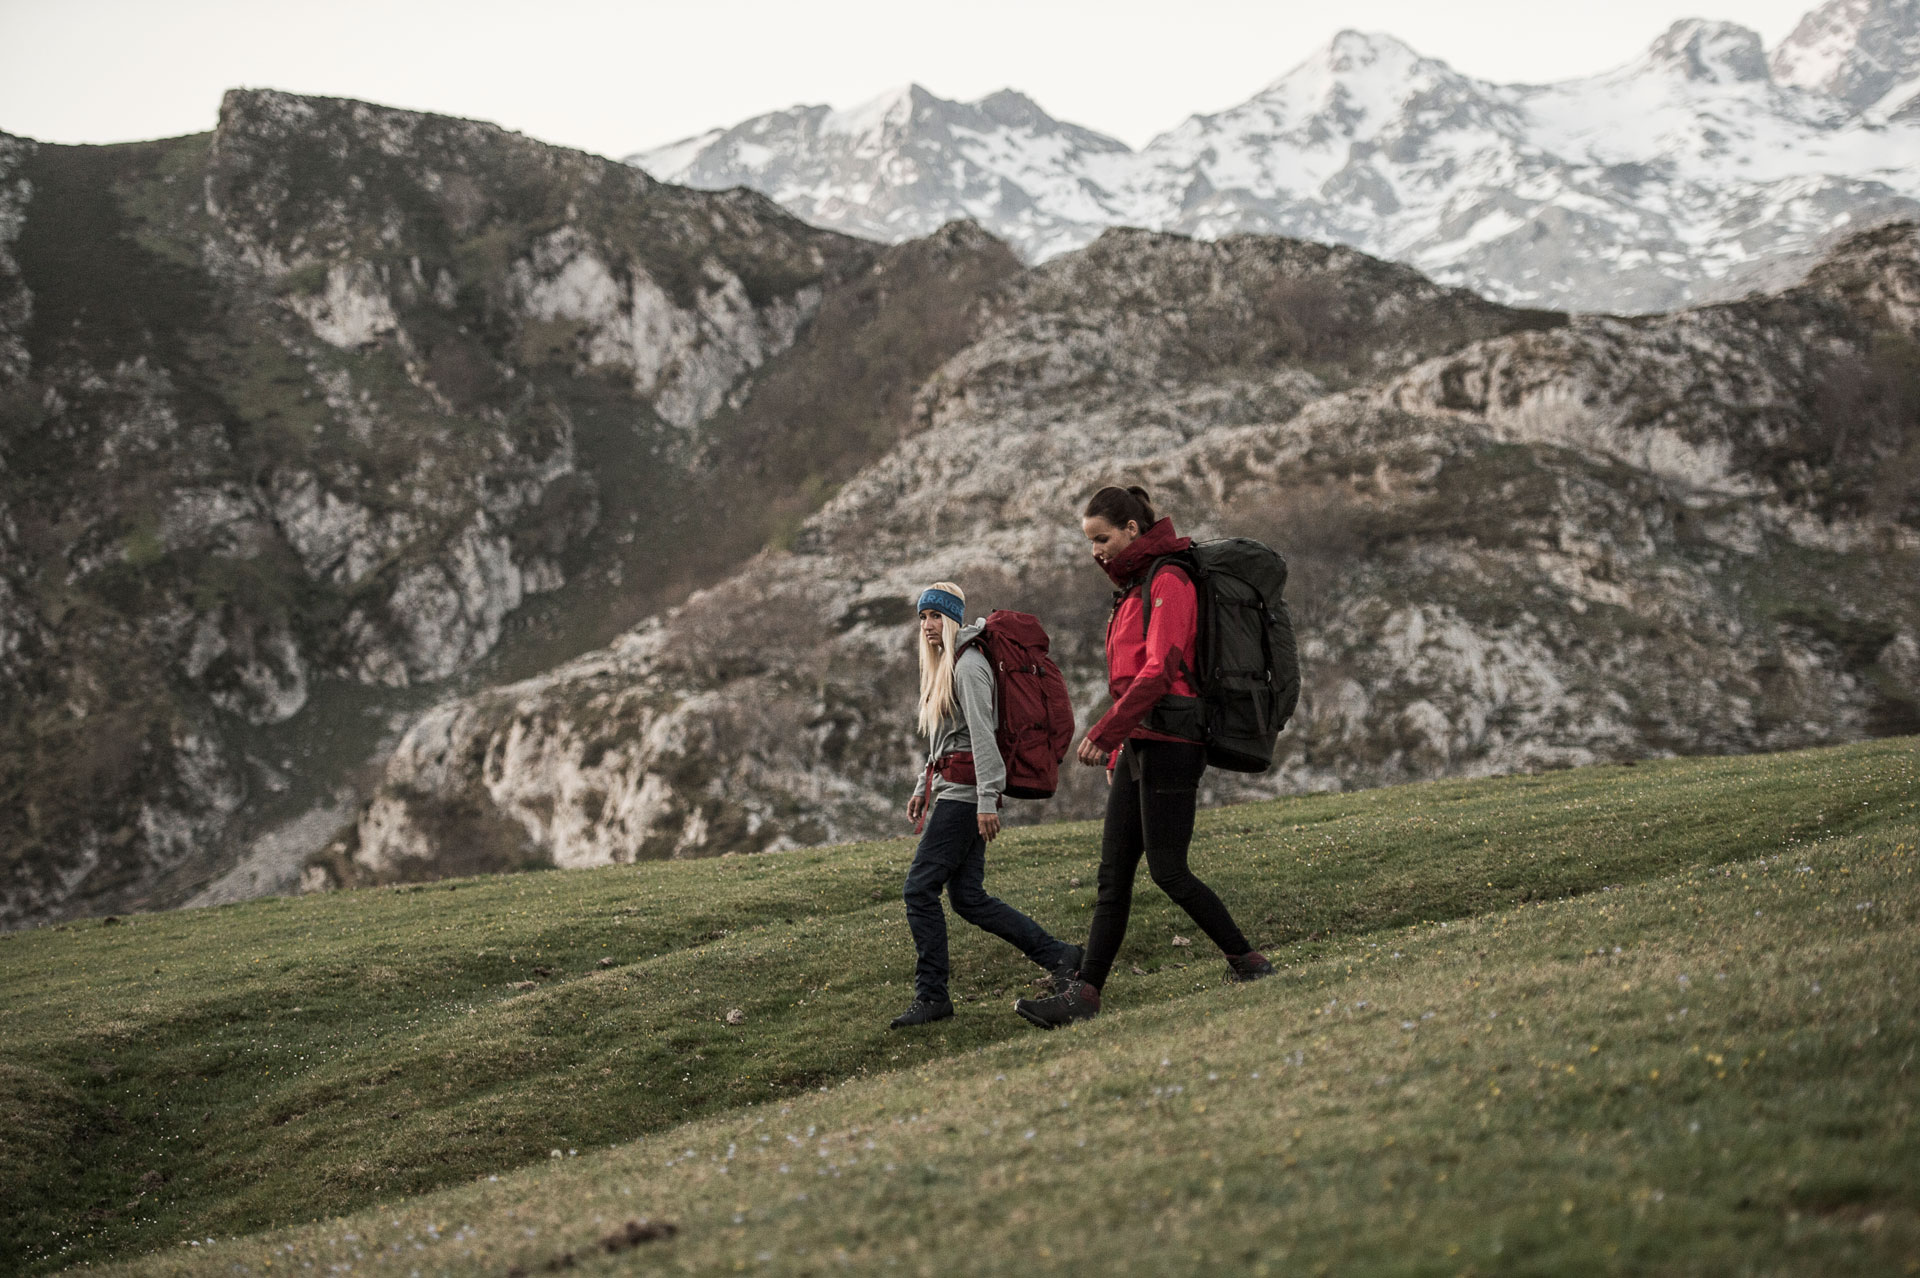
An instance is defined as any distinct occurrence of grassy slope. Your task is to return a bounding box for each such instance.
[1,739,1914,1274]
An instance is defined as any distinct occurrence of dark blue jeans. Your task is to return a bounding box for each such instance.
[904,799,1073,1004]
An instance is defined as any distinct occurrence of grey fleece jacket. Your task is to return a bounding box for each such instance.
[926,619,1005,814]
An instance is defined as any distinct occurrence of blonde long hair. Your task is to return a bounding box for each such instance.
[916,580,965,740]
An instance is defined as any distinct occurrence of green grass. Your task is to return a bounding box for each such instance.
[2,739,1915,1275]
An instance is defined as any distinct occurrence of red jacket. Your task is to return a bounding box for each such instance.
[1087,519,1200,753]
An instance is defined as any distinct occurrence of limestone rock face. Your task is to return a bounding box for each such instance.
[340,224,1920,883]
[0,90,908,927]
[0,133,34,384]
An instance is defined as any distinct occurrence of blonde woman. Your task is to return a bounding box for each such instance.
[892,582,1081,1029]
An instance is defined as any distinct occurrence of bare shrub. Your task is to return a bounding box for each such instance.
[660,572,832,684]
[426,333,504,409]
[960,558,1115,667]
[1811,330,1920,524]
[1181,273,1382,376]
[1259,275,1368,365]
[1221,481,1369,632]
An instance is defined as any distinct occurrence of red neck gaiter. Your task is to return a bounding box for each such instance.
[1100,518,1191,587]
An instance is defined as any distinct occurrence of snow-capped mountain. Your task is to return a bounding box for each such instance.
[630,0,1920,312]
[638,85,1133,262]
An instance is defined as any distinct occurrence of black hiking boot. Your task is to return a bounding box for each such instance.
[889,996,954,1029]
[1014,979,1101,1029]
[1226,950,1276,982]
[1045,943,1085,994]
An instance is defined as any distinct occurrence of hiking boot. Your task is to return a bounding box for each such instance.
[889,997,954,1029]
[1045,943,1085,994]
[1226,950,1276,982]
[1014,979,1101,1029]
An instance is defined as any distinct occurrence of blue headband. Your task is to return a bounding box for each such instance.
[916,588,965,627]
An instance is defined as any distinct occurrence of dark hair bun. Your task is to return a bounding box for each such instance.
[1083,484,1158,531]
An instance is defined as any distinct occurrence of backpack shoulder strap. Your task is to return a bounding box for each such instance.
[954,633,994,674]
[1138,555,1194,637]
[951,639,997,722]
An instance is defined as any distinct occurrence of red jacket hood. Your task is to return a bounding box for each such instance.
[1101,518,1191,587]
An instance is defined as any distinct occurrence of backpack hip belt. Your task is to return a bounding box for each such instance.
[913,752,999,834]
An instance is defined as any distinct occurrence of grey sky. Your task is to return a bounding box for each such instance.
[0,0,1826,158]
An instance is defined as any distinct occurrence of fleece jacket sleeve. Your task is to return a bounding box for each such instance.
[1088,568,1198,752]
[955,649,1005,813]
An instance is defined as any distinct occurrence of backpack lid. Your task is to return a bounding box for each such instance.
[964,609,1052,657]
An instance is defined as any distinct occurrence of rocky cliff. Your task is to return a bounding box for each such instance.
[334,222,1920,885]
[0,91,1018,926]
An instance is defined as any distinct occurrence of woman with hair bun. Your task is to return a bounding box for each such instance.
[1015,488,1272,1029]
[891,581,1082,1029]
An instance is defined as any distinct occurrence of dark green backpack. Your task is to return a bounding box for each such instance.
[1139,538,1301,773]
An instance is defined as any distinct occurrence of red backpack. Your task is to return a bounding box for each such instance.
[959,610,1075,799]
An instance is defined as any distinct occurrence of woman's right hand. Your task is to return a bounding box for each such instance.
[1075,735,1109,768]
[907,791,926,824]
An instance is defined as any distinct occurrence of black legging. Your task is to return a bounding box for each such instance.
[1078,738,1252,989]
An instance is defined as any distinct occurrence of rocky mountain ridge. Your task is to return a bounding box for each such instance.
[1773,0,1920,110]
[0,90,1018,927]
[632,0,1920,313]
[329,220,1920,886]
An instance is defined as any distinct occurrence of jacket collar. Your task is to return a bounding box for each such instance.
[1102,518,1191,587]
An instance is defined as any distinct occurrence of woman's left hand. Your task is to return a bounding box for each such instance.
[1076,735,1109,767]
